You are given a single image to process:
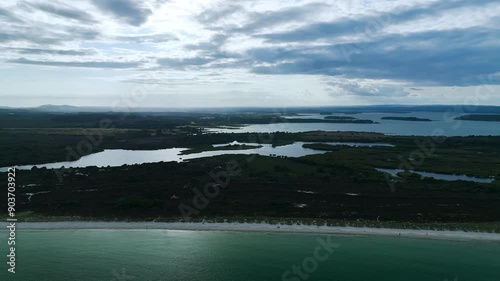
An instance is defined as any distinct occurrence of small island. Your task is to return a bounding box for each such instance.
[285,117,377,124]
[381,116,433,122]
[455,115,500,122]
[324,115,357,120]
[318,116,376,123]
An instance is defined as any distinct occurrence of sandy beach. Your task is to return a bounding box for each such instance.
[7,221,500,242]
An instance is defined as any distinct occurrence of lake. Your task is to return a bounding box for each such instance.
[0,141,392,171]
[1,229,499,281]
[208,112,500,136]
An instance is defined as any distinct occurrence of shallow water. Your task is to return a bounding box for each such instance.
[1,229,499,281]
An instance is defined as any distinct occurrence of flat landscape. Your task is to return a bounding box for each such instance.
[2,108,500,233]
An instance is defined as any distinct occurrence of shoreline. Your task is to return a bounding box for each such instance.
[6,221,500,242]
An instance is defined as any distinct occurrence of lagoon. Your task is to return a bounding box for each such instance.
[1,141,392,171]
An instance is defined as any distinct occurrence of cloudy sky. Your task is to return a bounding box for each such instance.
[1,0,499,108]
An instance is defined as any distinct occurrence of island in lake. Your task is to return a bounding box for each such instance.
[455,114,500,122]
[381,116,433,122]
[323,115,376,123]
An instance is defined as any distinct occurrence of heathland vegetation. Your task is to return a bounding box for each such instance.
[1,110,500,231]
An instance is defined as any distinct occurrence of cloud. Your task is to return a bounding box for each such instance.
[2,0,500,107]
[8,57,141,69]
[0,7,23,23]
[258,0,498,43]
[229,2,329,34]
[0,31,59,45]
[185,34,227,51]
[91,0,152,26]
[326,81,411,97]
[64,26,100,40]
[196,4,243,26]
[9,48,97,56]
[157,57,214,69]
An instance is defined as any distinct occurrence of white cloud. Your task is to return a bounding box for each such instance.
[0,0,499,107]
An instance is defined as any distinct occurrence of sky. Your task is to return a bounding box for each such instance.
[0,0,499,108]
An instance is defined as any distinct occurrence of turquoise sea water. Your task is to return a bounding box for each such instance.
[1,230,499,281]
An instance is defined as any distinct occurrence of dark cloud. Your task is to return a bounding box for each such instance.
[26,2,96,23]
[116,33,178,43]
[161,34,240,70]
[0,31,60,45]
[179,0,498,87]
[8,57,141,69]
[247,27,500,86]
[2,0,499,86]
[10,48,96,56]
[91,0,152,26]
[0,33,21,43]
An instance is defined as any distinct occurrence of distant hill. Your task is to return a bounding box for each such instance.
[1,104,500,114]
[381,116,433,122]
[34,104,82,112]
[455,114,500,122]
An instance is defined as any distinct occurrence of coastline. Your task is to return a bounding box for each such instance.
[7,221,500,242]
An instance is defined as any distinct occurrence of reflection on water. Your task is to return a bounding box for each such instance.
[1,141,395,171]
[376,168,495,183]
